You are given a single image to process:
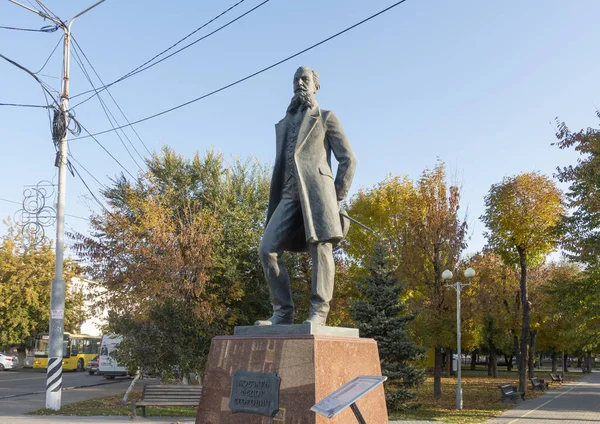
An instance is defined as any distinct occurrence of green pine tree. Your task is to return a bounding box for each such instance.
[350,242,426,411]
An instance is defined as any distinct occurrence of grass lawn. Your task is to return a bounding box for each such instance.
[389,368,583,423]
[29,390,197,417]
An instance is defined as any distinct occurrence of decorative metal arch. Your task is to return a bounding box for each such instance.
[14,180,56,247]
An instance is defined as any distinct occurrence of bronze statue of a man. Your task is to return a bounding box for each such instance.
[257,66,356,326]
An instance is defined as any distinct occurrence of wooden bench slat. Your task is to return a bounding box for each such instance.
[143,391,202,395]
[133,384,204,418]
[142,396,199,400]
[136,401,199,406]
[144,396,200,400]
[143,392,202,395]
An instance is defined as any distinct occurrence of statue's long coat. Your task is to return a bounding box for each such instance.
[266,107,356,252]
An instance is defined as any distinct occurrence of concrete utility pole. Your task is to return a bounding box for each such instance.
[8,0,105,410]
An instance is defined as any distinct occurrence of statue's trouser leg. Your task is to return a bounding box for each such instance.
[308,241,334,321]
[259,198,301,321]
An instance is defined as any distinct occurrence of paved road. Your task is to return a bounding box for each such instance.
[0,367,126,399]
[486,371,600,424]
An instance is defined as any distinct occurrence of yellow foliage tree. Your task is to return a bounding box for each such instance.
[346,161,467,399]
[481,172,564,393]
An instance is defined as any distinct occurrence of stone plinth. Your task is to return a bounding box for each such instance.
[233,323,359,338]
[195,335,387,424]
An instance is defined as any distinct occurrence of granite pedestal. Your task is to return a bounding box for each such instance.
[195,325,387,424]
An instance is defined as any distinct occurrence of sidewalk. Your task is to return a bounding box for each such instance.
[0,417,194,424]
[1,418,429,424]
[486,371,600,424]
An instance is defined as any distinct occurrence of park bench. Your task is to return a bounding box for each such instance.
[549,373,563,385]
[498,384,524,403]
[530,377,549,391]
[581,366,592,374]
[132,384,203,418]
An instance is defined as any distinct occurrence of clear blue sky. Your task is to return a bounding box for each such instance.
[1,0,597,256]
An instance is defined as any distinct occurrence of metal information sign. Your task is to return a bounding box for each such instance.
[311,376,387,422]
[229,370,281,417]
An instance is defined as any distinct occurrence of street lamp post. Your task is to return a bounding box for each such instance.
[442,267,475,410]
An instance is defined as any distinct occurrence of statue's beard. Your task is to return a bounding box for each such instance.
[286,90,315,114]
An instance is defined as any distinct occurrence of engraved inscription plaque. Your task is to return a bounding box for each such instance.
[229,370,281,417]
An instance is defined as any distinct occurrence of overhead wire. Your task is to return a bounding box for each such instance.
[69,0,268,107]
[68,160,114,217]
[108,0,247,86]
[67,149,108,190]
[0,197,88,221]
[71,0,410,141]
[70,40,144,170]
[0,102,50,108]
[34,0,64,28]
[0,53,58,134]
[0,24,58,32]
[36,73,60,80]
[72,36,151,156]
[34,34,63,74]
[5,0,110,219]
[0,53,58,105]
[75,118,137,180]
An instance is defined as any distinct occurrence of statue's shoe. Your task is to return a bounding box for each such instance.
[303,315,327,326]
[254,315,294,326]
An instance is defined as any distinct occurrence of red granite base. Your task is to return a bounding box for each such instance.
[195,335,388,424]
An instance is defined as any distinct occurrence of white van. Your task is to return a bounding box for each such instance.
[98,334,129,379]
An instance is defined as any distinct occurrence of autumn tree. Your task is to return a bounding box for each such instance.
[350,243,425,411]
[481,172,564,392]
[463,252,519,377]
[543,263,599,371]
[0,222,83,352]
[71,148,271,378]
[553,112,600,367]
[554,112,600,266]
[535,262,583,373]
[346,161,467,399]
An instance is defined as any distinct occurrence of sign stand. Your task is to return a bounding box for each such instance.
[350,402,367,424]
[311,376,387,422]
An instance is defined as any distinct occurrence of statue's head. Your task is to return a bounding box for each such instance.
[293,66,320,96]
[287,66,320,114]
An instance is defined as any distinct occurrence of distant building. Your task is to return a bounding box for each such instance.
[70,277,107,336]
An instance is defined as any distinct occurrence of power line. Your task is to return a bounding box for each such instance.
[0,53,58,105]
[0,197,21,205]
[34,34,63,74]
[71,0,409,141]
[72,36,151,156]
[69,0,268,107]
[67,149,108,190]
[68,161,113,217]
[66,213,88,221]
[70,40,144,170]
[0,52,58,135]
[0,102,50,108]
[0,24,58,32]
[74,118,137,179]
[34,0,63,27]
[0,197,88,220]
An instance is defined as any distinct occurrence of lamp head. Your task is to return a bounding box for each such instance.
[441,270,453,281]
[464,267,476,279]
